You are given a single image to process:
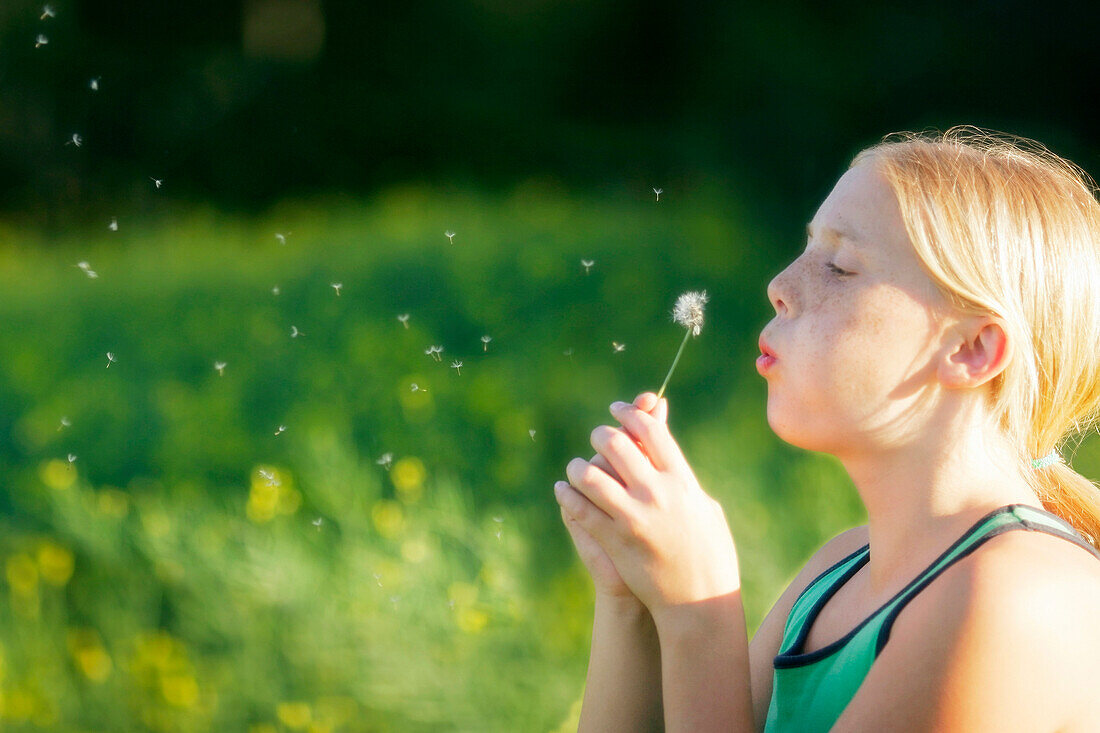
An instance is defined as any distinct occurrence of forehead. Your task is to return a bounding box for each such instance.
[806,164,908,254]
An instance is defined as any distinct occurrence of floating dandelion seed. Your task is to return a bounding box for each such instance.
[258,469,277,485]
[376,452,393,470]
[67,453,76,464]
[448,599,456,609]
[397,313,410,328]
[445,230,456,244]
[35,34,48,48]
[410,382,428,393]
[272,285,280,296]
[424,345,443,362]
[612,341,626,353]
[58,416,71,431]
[89,77,100,91]
[492,515,503,523]
[653,187,663,203]
[495,527,502,540]
[65,133,82,147]
[529,429,536,441]
[331,282,342,296]
[275,232,290,245]
[150,177,163,189]
[274,425,287,436]
[390,595,400,606]
[108,217,118,231]
[451,360,463,375]
[481,335,492,351]
[581,258,595,274]
[564,347,574,359]
[656,290,709,400]
[290,325,301,338]
[312,517,323,529]
[75,261,98,278]
[214,361,226,376]
[105,352,116,368]
[41,5,55,19]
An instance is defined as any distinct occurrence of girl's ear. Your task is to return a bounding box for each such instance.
[938,317,1012,389]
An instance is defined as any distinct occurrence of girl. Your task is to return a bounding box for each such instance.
[554,126,1100,732]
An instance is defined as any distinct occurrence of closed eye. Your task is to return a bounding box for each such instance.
[826,262,852,277]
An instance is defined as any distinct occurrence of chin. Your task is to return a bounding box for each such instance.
[765,397,846,454]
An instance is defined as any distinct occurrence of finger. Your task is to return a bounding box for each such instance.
[590,452,623,485]
[609,401,683,473]
[634,392,668,423]
[564,457,632,520]
[555,479,616,540]
[590,424,662,489]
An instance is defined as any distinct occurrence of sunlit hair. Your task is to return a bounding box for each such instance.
[850,125,1100,546]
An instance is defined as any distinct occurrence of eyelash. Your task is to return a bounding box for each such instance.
[826,262,852,277]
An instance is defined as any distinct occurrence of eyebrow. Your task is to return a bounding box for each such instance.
[806,222,861,245]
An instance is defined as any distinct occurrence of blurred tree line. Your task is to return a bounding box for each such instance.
[1,0,1098,239]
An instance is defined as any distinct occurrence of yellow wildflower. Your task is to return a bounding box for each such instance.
[391,456,425,503]
[5,553,38,595]
[276,701,312,729]
[36,541,74,586]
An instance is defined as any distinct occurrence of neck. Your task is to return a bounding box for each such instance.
[837,415,1040,601]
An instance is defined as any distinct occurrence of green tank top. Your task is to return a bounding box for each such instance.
[763,503,1100,732]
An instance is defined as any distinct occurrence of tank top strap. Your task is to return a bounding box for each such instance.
[873,503,1100,656]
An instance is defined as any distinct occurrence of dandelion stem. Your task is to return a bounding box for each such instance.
[656,328,692,400]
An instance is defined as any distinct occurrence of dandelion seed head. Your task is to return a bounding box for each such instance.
[612,341,625,353]
[275,425,287,436]
[108,217,118,231]
[312,517,323,527]
[35,34,48,48]
[89,77,100,91]
[376,452,393,469]
[529,429,536,440]
[444,230,455,242]
[214,361,227,375]
[67,453,76,463]
[41,5,55,19]
[331,282,342,295]
[672,290,708,336]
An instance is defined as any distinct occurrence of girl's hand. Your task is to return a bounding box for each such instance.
[555,393,668,602]
[555,393,740,627]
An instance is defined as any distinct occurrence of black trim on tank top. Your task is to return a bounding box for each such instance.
[874,518,1100,657]
[790,542,873,610]
[773,503,1093,670]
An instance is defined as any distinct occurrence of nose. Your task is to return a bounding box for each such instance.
[766,272,788,315]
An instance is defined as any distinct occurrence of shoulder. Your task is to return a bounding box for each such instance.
[833,527,1100,732]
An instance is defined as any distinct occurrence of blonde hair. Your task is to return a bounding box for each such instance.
[850,125,1100,548]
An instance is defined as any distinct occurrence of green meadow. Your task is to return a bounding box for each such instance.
[2,183,893,731]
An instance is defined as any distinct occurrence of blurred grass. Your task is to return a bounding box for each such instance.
[14,180,1079,729]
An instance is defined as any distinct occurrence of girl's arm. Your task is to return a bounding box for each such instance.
[578,594,664,733]
[653,589,755,733]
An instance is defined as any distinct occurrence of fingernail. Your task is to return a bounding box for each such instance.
[554,482,565,495]
[610,401,626,412]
